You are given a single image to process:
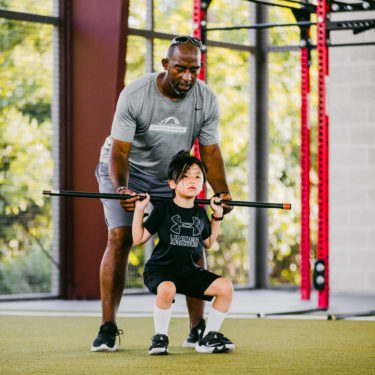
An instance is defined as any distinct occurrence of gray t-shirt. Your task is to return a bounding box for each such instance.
[99,72,219,181]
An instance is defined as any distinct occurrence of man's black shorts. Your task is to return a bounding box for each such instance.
[143,266,221,301]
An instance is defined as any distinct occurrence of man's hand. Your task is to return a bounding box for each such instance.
[117,187,139,212]
[217,192,233,215]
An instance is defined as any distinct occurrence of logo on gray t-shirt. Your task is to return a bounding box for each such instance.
[149,117,187,134]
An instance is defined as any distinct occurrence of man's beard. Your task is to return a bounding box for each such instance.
[168,77,191,97]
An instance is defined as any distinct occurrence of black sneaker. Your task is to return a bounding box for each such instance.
[195,331,235,353]
[91,322,123,352]
[148,334,169,355]
[182,319,206,348]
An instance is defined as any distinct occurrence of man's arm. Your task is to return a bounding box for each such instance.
[199,143,233,214]
[109,138,138,211]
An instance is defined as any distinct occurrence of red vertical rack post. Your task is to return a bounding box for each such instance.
[193,0,207,82]
[300,44,311,300]
[193,0,208,199]
[316,0,330,309]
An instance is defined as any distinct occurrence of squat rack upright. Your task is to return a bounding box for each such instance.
[191,0,375,309]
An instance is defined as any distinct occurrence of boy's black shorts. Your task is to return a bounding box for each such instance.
[143,266,221,301]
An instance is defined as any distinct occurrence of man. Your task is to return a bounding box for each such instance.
[92,36,232,352]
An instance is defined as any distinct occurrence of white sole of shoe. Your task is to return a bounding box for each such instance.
[195,343,235,354]
[91,344,117,352]
[182,340,196,348]
[148,347,168,355]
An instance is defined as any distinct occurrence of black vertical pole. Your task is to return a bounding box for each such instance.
[249,2,269,288]
[145,0,154,74]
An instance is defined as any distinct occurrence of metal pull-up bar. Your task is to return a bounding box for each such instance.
[43,190,292,210]
[206,20,315,31]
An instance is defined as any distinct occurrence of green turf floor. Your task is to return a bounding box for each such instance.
[0,315,374,375]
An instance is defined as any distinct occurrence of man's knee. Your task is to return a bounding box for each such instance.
[107,226,132,252]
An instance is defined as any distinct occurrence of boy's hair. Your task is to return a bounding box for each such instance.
[168,150,207,184]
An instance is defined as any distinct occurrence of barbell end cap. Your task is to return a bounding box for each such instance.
[43,189,60,196]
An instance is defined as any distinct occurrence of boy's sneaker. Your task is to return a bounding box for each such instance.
[195,331,235,354]
[148,334,169,355]
[182,319,206,348]
[91,322,123,352]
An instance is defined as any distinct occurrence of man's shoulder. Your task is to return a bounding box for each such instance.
[194,79,217,98]
[121,73,158,97]
[192,80,218,111]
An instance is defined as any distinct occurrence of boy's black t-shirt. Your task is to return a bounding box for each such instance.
[144,199,211,273]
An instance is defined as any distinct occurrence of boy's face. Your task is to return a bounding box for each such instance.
[169,164,204,198]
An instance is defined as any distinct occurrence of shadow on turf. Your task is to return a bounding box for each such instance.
[108,347,234,356]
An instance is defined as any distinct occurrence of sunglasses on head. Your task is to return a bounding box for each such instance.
[170,36,202,49]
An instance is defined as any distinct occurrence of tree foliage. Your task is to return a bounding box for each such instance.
[0,7,54,294]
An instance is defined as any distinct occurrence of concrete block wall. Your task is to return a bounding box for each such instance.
[328,11,375,295]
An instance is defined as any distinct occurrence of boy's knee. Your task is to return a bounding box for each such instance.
[157,281,176,300]
[217,278,234,298]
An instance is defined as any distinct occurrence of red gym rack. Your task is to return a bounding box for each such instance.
[316,0,330,309]
[193,0,375,310]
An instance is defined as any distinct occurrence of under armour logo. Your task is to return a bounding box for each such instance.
[171,215,201,236]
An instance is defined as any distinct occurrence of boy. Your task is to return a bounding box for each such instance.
[132,151,234,355]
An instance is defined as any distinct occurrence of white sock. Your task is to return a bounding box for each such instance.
[203,306,227,337]
[154,305,172,335]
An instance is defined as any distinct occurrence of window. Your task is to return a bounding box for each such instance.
[0,1,60,296]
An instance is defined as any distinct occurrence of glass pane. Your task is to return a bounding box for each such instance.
[0,0,55,16]
[207,0,251,45]
[268,50,307,286]
[125,36,146,86]
[206,47,250,285]
[153,38,170,71]
[128,0,146,29]
[154,0,192,35]
[125,243,146,289]
[0,18,56,294]
[269,7,300,46]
